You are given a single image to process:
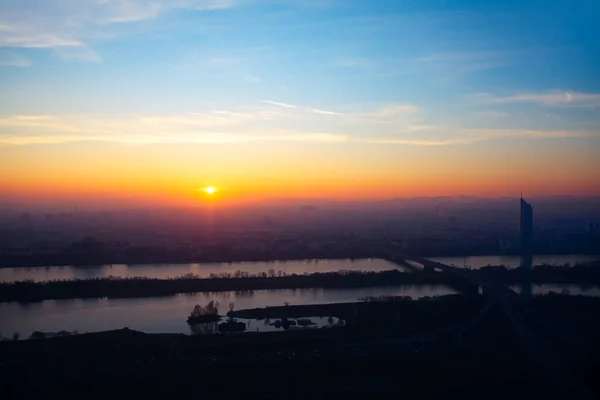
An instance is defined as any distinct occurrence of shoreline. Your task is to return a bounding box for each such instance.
[1,251,599,269]
[1,262,600,303]
[0,255,372,269]
[0,270,459,303]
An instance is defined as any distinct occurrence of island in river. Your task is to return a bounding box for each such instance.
[1,261,599,303]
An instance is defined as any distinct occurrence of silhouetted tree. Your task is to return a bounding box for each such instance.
[12,332,20,341]
[190,300,219,318]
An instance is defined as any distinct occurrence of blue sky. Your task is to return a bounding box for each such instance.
[0,0,599,147]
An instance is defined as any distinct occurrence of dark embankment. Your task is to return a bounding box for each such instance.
[0,269,457,302]
[230,294,482,333]
[2,295,600,399]
[473,261,600,284]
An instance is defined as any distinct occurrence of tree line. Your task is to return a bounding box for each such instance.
[0,269,450,302]
[1,262,598,303]
[473,261,600,284]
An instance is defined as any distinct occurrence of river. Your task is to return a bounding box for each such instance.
[1,255,597,283]
[2,282,598,339]
[0,258,402,283]
[0,284,457,338]
[2,255,599,338]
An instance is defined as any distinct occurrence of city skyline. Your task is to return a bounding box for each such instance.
[1,0,599,206]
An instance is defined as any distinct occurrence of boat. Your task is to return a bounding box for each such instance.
[271,320,283,328]
[296,318,316,326]
[218,319,246,333]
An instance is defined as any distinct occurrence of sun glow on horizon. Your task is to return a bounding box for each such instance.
[204,186,217,195]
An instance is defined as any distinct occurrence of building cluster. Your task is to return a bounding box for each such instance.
[1,197,599,266]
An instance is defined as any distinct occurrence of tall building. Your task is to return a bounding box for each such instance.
[520,196,534,253]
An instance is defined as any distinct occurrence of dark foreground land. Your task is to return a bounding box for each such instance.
[2,294,600,399]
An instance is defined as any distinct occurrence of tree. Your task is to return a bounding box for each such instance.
[229,302,235,313]
[190,300,220,317]
[12,332,20,341]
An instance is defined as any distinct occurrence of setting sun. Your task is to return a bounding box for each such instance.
[204,186,217,195]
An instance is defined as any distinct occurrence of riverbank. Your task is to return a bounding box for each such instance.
[0,295,483,353]
[2,250,599,269]
[228,294,481,332]
[0,270,457,302]
[2,294,600,399]
[2,262,600,303]
[0,253,372,269]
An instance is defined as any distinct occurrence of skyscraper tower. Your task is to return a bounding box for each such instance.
[520,196,534,253]
[519,195,534,301]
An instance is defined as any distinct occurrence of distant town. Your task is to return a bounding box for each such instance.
[1,196,599,267]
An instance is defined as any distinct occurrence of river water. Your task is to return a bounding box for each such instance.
[0,285,457,338]
[1,255,597,283]
[0,258,401,283]
[2,282,597,339]
[2,256,598,338]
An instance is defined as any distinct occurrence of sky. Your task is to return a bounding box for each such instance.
[1,0,599,207]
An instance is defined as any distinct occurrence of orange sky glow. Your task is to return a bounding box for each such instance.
[2,139,599,209]
[1,0,599,211]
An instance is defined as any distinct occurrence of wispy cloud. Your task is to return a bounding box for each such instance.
[365,104,420,118]
[309,108,342,116]
[83,0,241,25]
[262,100,424,122]
[262,100,351,116]
[364,126,599,146]
[188,108,292,122]
[262,100,298,109]
[0,31,83,48]
[1,109,595,147]
[365,138,476,146]
[249,132,346,143]
[0,131,346,146]
[474,91,600,108]
[0,111,346,145]
[94,1,163,24]
[0,0,244,60]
